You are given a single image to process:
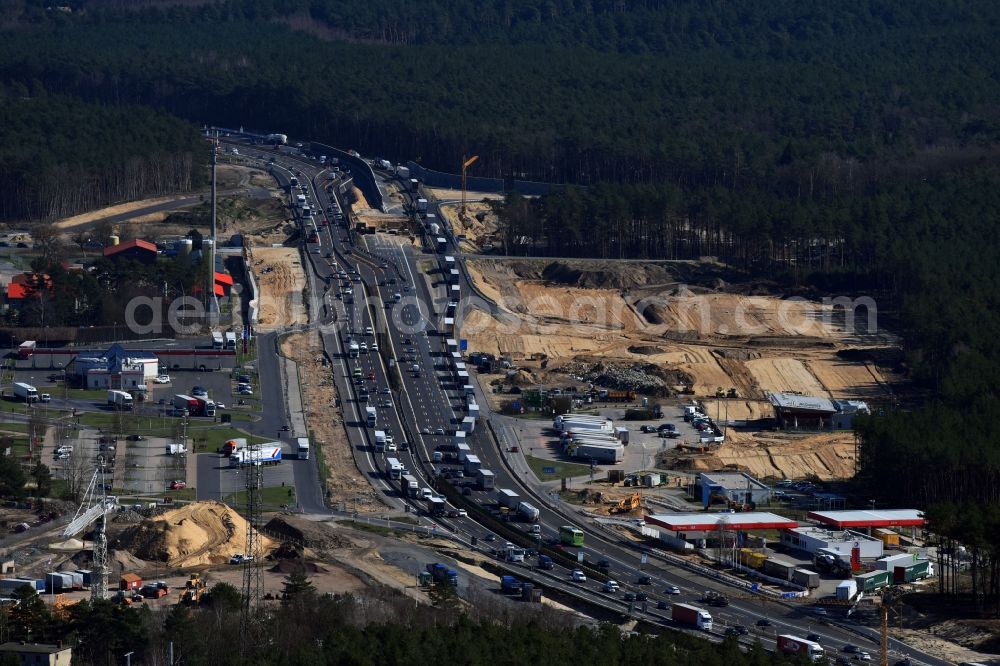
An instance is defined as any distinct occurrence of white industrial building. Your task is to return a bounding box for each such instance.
[780,525,883,559]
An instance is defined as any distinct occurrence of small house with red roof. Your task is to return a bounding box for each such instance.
[103,239,158,265]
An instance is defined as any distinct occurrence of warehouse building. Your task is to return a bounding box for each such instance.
[768,392,870,430]
[72,343,159,389]
[697,471,771,508]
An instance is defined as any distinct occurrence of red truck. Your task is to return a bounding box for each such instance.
[776,635,824,662]
[173,394,202,416]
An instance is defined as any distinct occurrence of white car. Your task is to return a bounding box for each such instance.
[365,326,374,335]
[603,580,620,593]
[155,375,170,384]
[39,394,51,403]
[665,585,681,595]
[457,509,467,518]
[371,342,379,351]
[571,569,587,582]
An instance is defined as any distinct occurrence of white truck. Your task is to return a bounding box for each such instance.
[13,382,39,403]
[265,133,288,145]
[107,389,134,410]
[165,443,187,455]
[517,502,540,522]
[366,406,377,427]
[497,488,520,510]
[374,430,387,452]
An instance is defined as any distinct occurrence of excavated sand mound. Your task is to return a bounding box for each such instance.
[113,501,273,567]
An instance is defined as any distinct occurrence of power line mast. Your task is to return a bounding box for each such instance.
[239,458,264,654]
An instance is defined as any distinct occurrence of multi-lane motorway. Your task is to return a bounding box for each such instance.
[227,142,940,665]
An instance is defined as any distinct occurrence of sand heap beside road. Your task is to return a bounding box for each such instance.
[113,501,273,567]
[248,246,308,329]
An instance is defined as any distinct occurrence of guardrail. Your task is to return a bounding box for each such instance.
[311,143,385,212]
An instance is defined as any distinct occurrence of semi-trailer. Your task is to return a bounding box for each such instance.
[366,406,377,427]
[777,635,825,662]
[516,502,540,522]
[476,469,495,490]
[107,389,134,410]
[195,396,216,417]
[497,488,520,510]
[671,603,713,631]
[173,394,201,416]
[222,438,248,455]
[400,474,419,498]
[567,441,624,464]
[792,568,821,589]
[12,382,39,403]
[463,454,481,475]
[426,496,446,516]
[229,445,282,467]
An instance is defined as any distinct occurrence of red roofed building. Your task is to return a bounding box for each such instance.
[192,272,235,298]
[5,273,53,305]
[103,239,158,265]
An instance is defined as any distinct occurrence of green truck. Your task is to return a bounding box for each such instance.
[854,569,892,592]
[893,560,932,583]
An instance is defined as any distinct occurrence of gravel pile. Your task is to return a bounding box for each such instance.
[113,510,144,524]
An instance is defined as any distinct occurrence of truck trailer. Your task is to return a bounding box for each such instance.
[400,474,419,498]
[366,406,377,427]
[13,382,39,403]
[265,133,288,145]
[107,389,134,410]
[173,394,201,416]
[497,488,520,510]
[568,442,624,464]
[229,445,282,467]
[777,635,825,662]
[672,603,713,631]
[476,469,495,490]
[516,502,540,522]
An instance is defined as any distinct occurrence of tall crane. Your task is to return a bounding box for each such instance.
[461,154,479,217]
[63,463,115,601]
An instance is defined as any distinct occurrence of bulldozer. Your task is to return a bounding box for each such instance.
[610,492,641,514]
[180,573,206,605]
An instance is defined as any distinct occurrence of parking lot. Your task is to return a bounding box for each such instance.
[508,402,703,475]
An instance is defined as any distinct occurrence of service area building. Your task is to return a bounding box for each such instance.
[697,471,771,508]
[768,392,870,430]
[780,526,884,559]
[645,512,799,549]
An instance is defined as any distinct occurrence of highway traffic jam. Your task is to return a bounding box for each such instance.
[223,138,922,666]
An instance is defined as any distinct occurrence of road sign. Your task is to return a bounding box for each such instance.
[542,467,556,474]
[640,553,648,565]
[459,339,468,351]
[751,583,760,593]
[781,592,797,599]
[577,551,584,563]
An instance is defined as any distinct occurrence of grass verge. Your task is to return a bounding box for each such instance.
[525,454,593,482]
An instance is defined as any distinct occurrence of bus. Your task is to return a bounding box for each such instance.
[386,458,402,480]
[559,526,585,547]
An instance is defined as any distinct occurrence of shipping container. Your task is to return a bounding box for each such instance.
[854,569,892,592]
[893,560,931,583]
[876,553,916,571]
[836,579,858,600]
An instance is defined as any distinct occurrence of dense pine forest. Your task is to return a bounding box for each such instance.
[0,0,998,603]
[2,580,791,666]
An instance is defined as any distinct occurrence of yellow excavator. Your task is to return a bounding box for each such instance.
[180,573,206,605]
[610,492,642,514]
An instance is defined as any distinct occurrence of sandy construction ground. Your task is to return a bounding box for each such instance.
[280,332,386,512]
[248,246,308,329]
[54,195,197,230]
[685,430,858,480]
[436,201,501,252]
[463,257,900,480]
[113,501,274,568]
[426,188,504,202]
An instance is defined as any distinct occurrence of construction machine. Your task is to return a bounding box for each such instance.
[180,573,206,605]
[610,492,641,514]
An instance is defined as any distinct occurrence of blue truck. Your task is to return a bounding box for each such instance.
[500,575,523,594]
[426,563,459,587]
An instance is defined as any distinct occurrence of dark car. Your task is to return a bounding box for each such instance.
[657,600,670,610]
[635,592,648,602]
[732,625,749,635]
[623,592,636,602]
[657,423,677,432]
[597,560,611,571]
[756,618,772,627]
[842,645,860,654]
[725,627,742,637]
[637,575,652,585]
[640,425,657,433]
[806,633,822,642]
[126,434,145,441]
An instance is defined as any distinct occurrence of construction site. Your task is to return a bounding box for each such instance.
[463,257,900,481]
